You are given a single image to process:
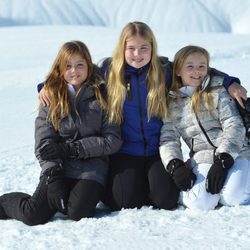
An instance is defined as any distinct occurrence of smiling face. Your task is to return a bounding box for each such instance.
[177,52,208,87]
[124,35,152,68]
[63,53,88,91]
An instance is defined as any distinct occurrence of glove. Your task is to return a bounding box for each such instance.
[206,153,234,194]
[167,159,196,191]
[39,141,81,160]
[45,165,68,213]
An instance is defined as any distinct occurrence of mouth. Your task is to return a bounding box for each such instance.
[191,76,201,80]
[133,58,143,63]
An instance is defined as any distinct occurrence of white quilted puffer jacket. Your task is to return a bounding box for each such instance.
[160,76,247,168]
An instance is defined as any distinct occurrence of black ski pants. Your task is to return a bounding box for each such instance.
[104,153,180,211]
[0,176,103,226]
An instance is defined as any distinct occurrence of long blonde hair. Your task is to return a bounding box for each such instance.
[172,45,214,113]
[44,40,106,130]
[107,21,169,124]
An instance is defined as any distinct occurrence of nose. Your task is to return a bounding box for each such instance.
[134,48,140,56]
[70,65,78,72]
[193,68,201,75]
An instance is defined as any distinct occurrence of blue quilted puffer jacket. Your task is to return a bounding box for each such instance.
[101,57,172,156]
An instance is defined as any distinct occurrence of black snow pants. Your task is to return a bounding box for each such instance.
[104,153,180,211]
[0,176,103,226]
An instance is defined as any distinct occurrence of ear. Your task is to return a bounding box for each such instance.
[176,70,181,77]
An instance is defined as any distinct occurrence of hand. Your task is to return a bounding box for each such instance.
[45,166,68,213]
[206,153,234,194]
[167,159,196,191]
[39,142,80,160]
[228,82,247,108]
[39,87,50,107]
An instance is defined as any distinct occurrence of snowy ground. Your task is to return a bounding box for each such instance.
[0,1,250,250]
[1,146,250,250]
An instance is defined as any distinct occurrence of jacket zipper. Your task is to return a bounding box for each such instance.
[126,76,132,101]
[74,88,82,123]
[135,71,147,156]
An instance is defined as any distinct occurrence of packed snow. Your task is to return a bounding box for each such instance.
[0,1,250,249]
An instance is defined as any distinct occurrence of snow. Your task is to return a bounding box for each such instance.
[0,1,250,249]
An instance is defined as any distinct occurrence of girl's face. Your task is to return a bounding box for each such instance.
[125,35,152,68]
[177,52,208,87]
[63,53,88,91]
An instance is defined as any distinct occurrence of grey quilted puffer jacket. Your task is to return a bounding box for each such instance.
[35,83,122,186]
[160,76,246,167]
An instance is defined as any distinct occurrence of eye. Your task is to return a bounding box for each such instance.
[77,63,84,69]
[66,64,72,70]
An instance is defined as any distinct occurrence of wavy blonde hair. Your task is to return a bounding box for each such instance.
[172,45,214,113]
[107,21,169,124]
[44,41,106,130]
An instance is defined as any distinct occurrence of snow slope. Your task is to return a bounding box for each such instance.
[1,0,250,33]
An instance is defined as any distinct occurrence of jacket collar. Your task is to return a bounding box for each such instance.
[67,83,95,102]
[170,75,210,98]
[125,63,149,74]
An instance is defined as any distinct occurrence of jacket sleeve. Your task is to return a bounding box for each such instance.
[37,82,45,93]
[34,106,62,174]
[76,110,122,159]
[215,87,245,158]
[210,68,241,90]
[159,117,184,168]
[165,60,240,91]
[99,57,112,80]
[161,58,173,90]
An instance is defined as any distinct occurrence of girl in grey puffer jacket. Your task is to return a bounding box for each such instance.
[160,45,250,210]
[0,41,122,225]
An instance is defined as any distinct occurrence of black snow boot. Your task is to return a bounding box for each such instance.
[0,197,8,219]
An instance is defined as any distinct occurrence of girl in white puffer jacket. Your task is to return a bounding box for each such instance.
[160,45,250,210]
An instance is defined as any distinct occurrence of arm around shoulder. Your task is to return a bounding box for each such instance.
[215,87,245,158]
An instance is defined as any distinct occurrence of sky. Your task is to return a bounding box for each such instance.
[0,1,250,249]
